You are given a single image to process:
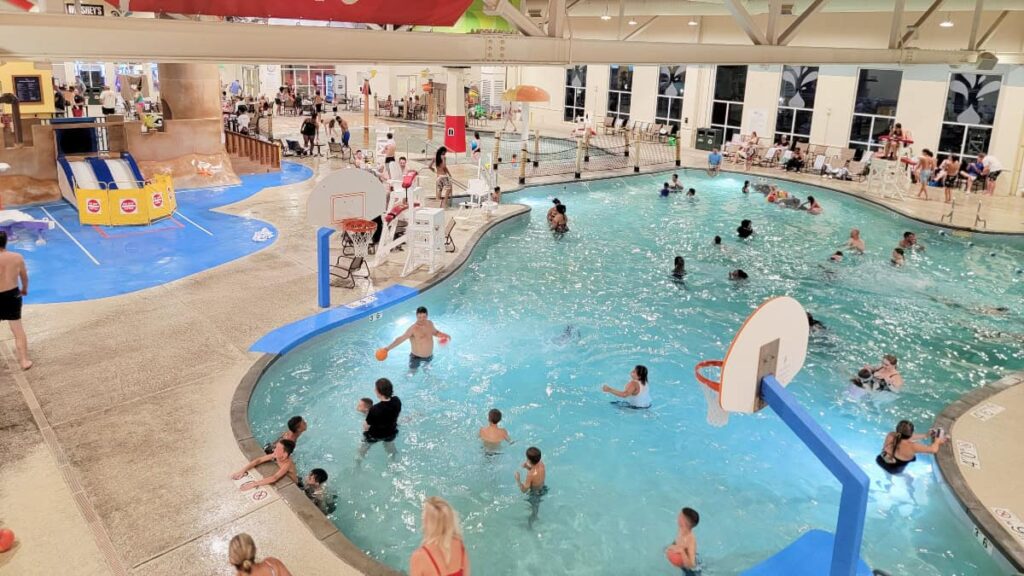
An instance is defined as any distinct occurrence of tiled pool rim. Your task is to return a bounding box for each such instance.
[230,170,1023,576]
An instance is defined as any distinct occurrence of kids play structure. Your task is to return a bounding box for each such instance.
[696,297,875,576]
[52,118,177,226]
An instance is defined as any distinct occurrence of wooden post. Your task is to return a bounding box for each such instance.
[492,132,501,169]
[634,138,641,172]
[623,127,630,158]
[583,127,591,163]
[427,81,435,141]
[532,129,540,168]
[362,79,370,148]
[675,132,681,167]
[574,133,584,179]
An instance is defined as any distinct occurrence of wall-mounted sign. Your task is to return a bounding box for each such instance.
[12,75,43,104]
[65,3,105,15]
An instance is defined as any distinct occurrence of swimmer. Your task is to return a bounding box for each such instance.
[515,447,547,528]
[303,468,334,514]
[492,186,502,204]
[551,204,569,235]
[830,251,844,263]
[860,354,904,392]
[891,247,905,267]
[601,365,652,409]
[383,306,450,373]
[801,195,822,215]
[845,229,865,254]
[742,180,750,194]
[729,269,749,281]
[806,312,826,331]
[672,256,686,279]
[660,182,671,198]
[264,415,307,454]
[356,397,373,414]
[547,198,561,225]
[898,231,924,251]
[669,174,684,191]
[736,220,754,239]
[479,408,512,449]
[713,235,723,249]
[232,439,297,490]
[666,507,701,576]
[876,420,946,475]
[686,188,696,198]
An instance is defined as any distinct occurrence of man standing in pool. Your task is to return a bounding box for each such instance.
[515,446,547,528]
[383,306,450,373]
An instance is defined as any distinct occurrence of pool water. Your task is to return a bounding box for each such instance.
[250,170,1024,575]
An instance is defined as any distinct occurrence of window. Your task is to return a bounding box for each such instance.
[775,66,817,145]
[563,65,587,122]
[654,65,685,130]
[281,64,335,99]
[712,65,747,145]
[938,73,1001,163]
[607,65,633,123]
[848,69,902,154]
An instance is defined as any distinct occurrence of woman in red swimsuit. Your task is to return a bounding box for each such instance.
[409,497,470,576]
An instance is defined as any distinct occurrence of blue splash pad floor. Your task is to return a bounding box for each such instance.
[16,162,312,304]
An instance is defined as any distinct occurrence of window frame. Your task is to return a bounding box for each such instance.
[938,72,1002,163]
[563,65,587,123]
[848,68,903,154]
[711,65,747,145]
[607,64,634,123]
[655,65,686,130]
[775,65,818,145]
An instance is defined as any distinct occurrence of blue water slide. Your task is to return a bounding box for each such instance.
[86,156,117,190]
[120,152,146,182]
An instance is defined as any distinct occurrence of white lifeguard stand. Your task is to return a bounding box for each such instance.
[374,170,423,268]
[401,207,445,277]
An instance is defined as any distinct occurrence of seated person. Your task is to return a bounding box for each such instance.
[736,219,754,239]
[876,420,945,474]
[825,160,853,181]
[960,158,985,191]
[707,148,722,175]
[231,439,297,490]
[669,174,684,191]
[881,123,906,159]
[784,148,805,172]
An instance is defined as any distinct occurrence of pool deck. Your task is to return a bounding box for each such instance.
[934,371,1024,573]
[2,133,1023,576]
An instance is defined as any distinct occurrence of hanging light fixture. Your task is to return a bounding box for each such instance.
[601,1,612,20]
[688,17,699,27]
[939,13,954,28]
[628,18,638,25]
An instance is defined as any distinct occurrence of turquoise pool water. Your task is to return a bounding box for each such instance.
[250,170,1023,575]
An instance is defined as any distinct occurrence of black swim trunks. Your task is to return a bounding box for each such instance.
[0,287,23,321]
[363,430,398,443]
[409,353,433,371]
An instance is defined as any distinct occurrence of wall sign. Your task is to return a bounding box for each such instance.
[954,439,981,470]
[970,402,1005,421]
[12,75,43,104]
[65,3,105,15]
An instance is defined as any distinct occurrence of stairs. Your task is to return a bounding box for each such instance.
[224,130,281,175]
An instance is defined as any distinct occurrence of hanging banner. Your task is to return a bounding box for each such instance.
[127,0,474,26]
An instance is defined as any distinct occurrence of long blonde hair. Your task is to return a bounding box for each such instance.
[421,496,462,563]
[229,533,257,574]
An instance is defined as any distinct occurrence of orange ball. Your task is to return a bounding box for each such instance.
[375,348,388,361]
[665,548,684,568]
[0,528,14,553]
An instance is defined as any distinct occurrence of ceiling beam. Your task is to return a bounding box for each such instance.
[0,13,985,66]
[766,0,782,45]
[546,0,565,38]
[622,16,658,41]
[888,0,905,49]
[976,9,1009,49]
[899,0,945,48]
[482,0,545,37]
[967,0,985,50]
[777,0,828,46]
[540,0,579,25]
[723,0,768,46]
[616,0,625,41]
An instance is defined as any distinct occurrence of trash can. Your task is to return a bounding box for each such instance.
[696,127,721,151]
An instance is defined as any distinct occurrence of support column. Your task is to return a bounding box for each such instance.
[157,63,221,120]
[444,67,467,153]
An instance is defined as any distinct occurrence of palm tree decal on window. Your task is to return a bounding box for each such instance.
[659,66,685,97]
[780,66,818,109]
[946,73,1000,126]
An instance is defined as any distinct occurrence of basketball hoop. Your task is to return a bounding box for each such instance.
[340,218,377,258]
[695,360,729,427]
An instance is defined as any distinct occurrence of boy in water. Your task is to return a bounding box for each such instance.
[479,408,512,450]
[356,398,373,414]
[713,236,723,249]
[669,174,684,191]
[264,415,307,454]
[891,247,905,267]
[667,507,701,575]
[515,446,547,528]
[232,439,297,490]
[303,468,334,513]
[660,182,671,197]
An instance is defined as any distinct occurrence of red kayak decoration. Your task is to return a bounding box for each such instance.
[127,0,474,26]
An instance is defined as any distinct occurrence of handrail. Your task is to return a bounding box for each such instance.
[224,130,281,169]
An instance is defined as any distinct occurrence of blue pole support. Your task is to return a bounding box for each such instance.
[760,376,869,576]
[317,227,334,309]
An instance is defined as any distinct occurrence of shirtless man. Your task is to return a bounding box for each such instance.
[231,439,297,491]
[515,446,547,528]
[898,231,924,251]
[479,408,512,451]
[845,228,865,254]
[0,232,31,370]
[383,306,450,372]
[340,117,351,149]
[913,149,936,199]
[383,132,397,165]
[667,507,701,576]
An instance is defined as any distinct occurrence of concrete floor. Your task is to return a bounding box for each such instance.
[2,114,1023,576]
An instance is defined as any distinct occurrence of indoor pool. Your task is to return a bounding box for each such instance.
[250,170,1023,575]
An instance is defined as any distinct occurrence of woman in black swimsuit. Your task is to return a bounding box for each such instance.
[876,420,946,474]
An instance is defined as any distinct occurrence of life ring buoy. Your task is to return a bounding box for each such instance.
[900,156,916,166]
[767,193,777,203]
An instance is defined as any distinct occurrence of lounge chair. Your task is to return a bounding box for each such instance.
[330,255,370,288]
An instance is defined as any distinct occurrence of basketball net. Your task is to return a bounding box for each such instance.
[341,218,377,259]
[695,360,730,427]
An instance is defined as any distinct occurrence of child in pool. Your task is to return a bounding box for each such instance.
[666,507,702,575]
[672,256,686,279]
[891,247,905,267]
[479,408,512,449]
[660,182,671,197]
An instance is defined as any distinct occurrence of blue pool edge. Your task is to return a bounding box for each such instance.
[231,205,530,576]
